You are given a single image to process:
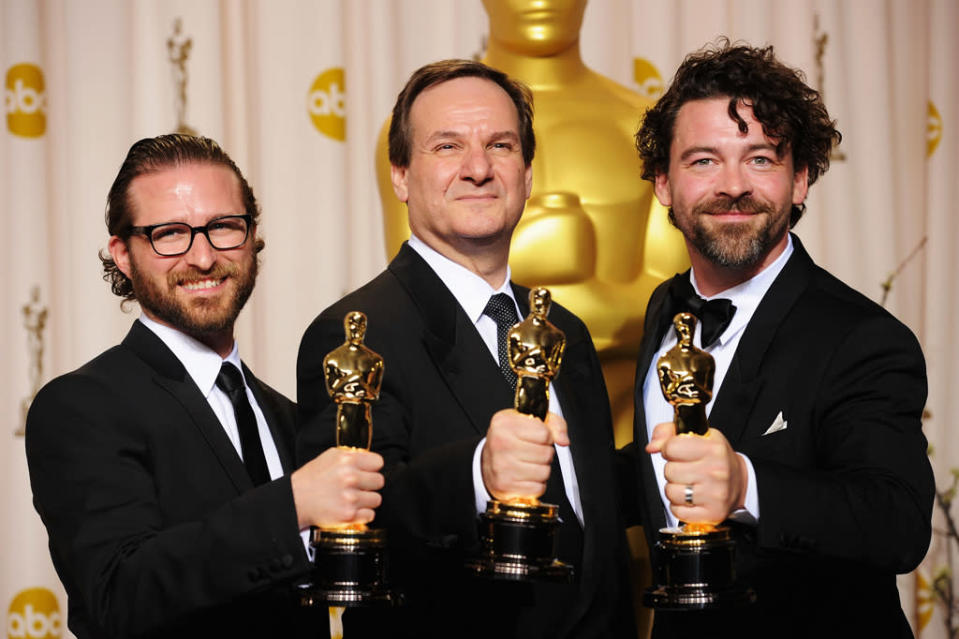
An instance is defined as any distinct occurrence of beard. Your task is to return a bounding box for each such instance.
[129,253,257,338]
[670,195,791,269]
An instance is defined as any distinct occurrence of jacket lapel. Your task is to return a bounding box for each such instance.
[122,321,253,493]
[389,244,514,435]
[709,235,815,444]
[244,364,295,474]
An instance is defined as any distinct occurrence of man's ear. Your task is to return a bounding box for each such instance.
[653,172,672,207]
[390,165,409,203]
[108,235,133,279]
[792,165,809,205]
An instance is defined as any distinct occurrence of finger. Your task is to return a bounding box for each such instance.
[352,488,383,511]
[492,457,553,486]
[506,441,556,466]
[660,432,713,463]
[664,481,698,507]
[352,450,384,471]
[353,507,377,525]
[490,410,552,445]
[353,469,385,491]
[545,412,569,447]
[645,421,677,453]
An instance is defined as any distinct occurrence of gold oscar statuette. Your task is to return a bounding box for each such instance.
[301,312,396,608]
[643,313,754,610]
[468,288,573,582]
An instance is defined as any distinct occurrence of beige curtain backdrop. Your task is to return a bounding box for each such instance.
[2,1,955,637]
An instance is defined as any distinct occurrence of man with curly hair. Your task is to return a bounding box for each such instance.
[26,134,384,639]
[627,41,934,636]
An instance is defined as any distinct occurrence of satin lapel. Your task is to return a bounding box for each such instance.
[122,322,253,493]
[547,312,593,505]
[634,277,677,536]
[389,244,514,435]
[243,364,295,474]
[709,235,815,444]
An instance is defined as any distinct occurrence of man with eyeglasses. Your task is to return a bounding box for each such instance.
[25,134,384,639]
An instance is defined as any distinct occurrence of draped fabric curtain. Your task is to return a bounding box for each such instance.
[2,1,955,636]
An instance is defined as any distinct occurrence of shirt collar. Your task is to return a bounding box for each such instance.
[689,233,794,347]
[408,234,519,322]
[138,314,242,396]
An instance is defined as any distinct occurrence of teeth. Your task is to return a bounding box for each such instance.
[182,278,224,291]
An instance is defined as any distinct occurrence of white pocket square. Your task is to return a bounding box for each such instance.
[763,412,788,436]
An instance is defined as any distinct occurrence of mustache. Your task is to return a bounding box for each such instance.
[167,263,239,287]
[692,195,774,216]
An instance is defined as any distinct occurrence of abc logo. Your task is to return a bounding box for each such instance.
[633,58,664,100]
[5,63,47,138]
[307,67,346,141]
[7,588,61,639]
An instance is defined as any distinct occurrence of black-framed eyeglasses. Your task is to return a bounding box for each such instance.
[130,214,253,257]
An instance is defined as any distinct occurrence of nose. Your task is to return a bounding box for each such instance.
[717,163,751,200]
[183,231,216,270]
[460,145,493,185]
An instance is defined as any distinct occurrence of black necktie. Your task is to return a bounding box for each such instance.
[663,274,737,348]
[483,293,519,390]
[215,363,271,486]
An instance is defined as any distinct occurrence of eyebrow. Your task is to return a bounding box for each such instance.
[679,142,781,161]
[423,130,520,145]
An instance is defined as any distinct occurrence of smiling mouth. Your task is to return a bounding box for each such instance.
[181,277,225,291]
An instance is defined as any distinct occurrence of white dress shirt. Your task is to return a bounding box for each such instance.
[642,234,794,528]
[408,235,584,526]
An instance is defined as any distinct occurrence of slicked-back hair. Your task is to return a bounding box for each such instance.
[99,134,263,302]
[635,39,842,226]
[388,59,535,168]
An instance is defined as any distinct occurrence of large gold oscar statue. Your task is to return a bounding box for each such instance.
[376,0,689,449]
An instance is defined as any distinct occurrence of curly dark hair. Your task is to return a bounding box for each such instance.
[99,134,264,302]
[635,39,842,226]
[388,59,535,168]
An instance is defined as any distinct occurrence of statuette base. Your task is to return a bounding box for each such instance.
[301,527,398,607]
[643,525,754,610]
[467,499,573,582]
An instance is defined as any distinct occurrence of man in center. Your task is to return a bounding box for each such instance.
[297,60,634,637]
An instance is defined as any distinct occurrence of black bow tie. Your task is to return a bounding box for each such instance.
[662,274,737,348]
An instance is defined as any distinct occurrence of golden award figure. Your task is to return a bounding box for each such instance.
[301,311,395,607]
[468,288,573,581]
[643,313,754,609]
[324,311,384,450]
[510,287,565,423]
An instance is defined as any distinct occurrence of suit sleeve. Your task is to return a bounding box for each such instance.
[25,374,311,639]
[750,315,933,573]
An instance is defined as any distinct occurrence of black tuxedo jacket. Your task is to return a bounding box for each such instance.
[26,321,320,639]
[297,243,635,638]
[626,236,934,637]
